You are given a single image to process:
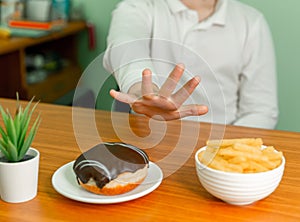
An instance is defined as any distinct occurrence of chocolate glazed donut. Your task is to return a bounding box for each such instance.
[73,142,149,195]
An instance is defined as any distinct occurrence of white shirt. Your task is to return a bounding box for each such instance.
[104,0,278,129]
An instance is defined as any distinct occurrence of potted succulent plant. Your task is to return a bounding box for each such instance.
[0,94,41,203]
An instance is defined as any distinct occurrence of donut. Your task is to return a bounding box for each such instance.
[73,142,149,195]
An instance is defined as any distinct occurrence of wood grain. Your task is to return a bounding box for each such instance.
[0,98,299,222]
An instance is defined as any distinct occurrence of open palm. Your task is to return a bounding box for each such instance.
[110,64,208,120]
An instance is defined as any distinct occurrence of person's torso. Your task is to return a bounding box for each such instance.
[142,0,263,124]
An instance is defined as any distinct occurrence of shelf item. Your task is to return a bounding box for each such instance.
[26,0,52,22]
[8,19,65,31]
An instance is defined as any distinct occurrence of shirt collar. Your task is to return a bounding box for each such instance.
[166,0,187,14]
[166,0,228,26]
[212,0,227,26]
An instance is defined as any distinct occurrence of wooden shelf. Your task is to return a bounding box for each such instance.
[0,21,86,103]
[27,64,82,102]
[0,21,87,54]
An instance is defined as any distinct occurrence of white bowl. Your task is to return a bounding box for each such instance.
[195,146,285,206]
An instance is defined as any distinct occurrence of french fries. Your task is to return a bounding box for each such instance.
[198,138,283,173]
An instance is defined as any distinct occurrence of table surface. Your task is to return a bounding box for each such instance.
[0,98,299,222]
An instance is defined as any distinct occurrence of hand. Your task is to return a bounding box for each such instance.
[110,64,208,121]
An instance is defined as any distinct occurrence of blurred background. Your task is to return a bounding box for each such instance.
[72,0,300,132]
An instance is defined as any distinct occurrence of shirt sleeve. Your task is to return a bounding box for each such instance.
[103,0,159,93]
[233,15,278,129]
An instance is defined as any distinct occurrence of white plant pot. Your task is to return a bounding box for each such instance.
[0,147,40,203]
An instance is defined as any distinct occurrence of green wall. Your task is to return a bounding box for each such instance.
[72,0,120,111]
[239,0,300,132]
[73,0,300,132]
[72,0,120,65]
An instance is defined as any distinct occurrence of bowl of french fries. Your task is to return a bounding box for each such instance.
[195,138,285,206]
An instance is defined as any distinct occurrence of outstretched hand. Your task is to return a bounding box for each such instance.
[110,64,208,121]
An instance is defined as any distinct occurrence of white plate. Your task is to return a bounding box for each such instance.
[52,161,163,204]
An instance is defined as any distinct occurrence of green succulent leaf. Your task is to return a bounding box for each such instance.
[0,106,9,128]
[18,115,41,160]
[7,140,18,162]
[0,126,8,145]
[14,109,22,142]
[0,138,10,159]
[18,98,38,148]
[22,97,36,122]
[6,114,17,147]
[17,114,30,149]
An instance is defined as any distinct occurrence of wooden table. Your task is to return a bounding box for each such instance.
[0,98,299,222]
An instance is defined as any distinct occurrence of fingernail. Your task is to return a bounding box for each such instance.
[194,76,201,83]
[143,69,152,76]
[177,63,185,70]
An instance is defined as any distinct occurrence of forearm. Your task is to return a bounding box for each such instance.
[103,0,155,94]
